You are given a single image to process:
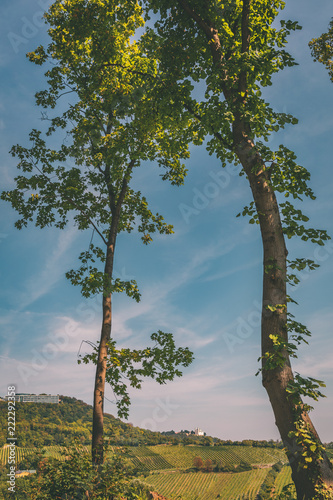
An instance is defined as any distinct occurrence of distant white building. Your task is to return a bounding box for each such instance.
[194,427,204,436]
[5,393,59,404]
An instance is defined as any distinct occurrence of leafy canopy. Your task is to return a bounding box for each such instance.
[1,0,196,298]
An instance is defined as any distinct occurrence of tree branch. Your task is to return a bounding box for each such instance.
[33,161,108,246]
[177,0,223,66]
[176,0,212,38]
[115,156,138,218]
[184,102,233,151]
[239,0,251,95]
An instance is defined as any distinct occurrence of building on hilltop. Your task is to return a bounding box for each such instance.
[5,393,60,404]
[194,427,204,436]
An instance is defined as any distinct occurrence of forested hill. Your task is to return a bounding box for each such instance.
[0,396,170,448]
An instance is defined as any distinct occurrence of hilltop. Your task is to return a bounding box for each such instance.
[0,396,170,448]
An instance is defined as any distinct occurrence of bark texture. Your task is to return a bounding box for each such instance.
[92,238,115,465]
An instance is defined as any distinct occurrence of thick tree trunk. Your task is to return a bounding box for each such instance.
[92,234,115,465]
[182,0,333,491]
[234,131,333,498]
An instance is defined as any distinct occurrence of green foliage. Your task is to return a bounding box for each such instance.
[79,331,194,418]
[144,0,301,158]
[275,481,297,500]
[280,202,329,244]
[286,374,326,407]
[257,143,315,200]
[0,397,172,448]
[6,447,153,500]
[1,0,194,302]
[257,461,283,500]
[309,18,333,82]
[287,258,320,287]
[65,243,142,299]
[284,374,327,478]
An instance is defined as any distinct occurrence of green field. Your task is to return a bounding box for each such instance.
[0,444,306,499]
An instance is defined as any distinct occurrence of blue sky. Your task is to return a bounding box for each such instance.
[1,0,333,442]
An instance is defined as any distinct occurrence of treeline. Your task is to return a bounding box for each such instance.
[191,456,253,473]
[162,431,284,448]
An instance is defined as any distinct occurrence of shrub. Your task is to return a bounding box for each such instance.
[5,447,152,499]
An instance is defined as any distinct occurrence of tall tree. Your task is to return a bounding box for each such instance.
[139,1,333,497]
[1,0,193,465]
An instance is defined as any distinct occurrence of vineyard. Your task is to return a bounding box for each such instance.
[1,446,36,465]
[273,466,294,495]
[1,443,287,470]
[127,445,294,499]
[146,469,269,500]
[127,445,288,471]
[0,445,90,465]
[127,446,173,471]
[0,444,313,498]
[145,466,297,499]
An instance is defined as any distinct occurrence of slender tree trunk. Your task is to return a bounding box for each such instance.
[92,231,116,465]
[234,131,333,498]
[91,160,133,465]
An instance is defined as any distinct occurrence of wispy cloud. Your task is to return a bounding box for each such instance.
[203,258,261,282]
[19,226,79,310]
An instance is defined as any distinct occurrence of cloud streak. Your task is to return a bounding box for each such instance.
[18,226,79,310]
